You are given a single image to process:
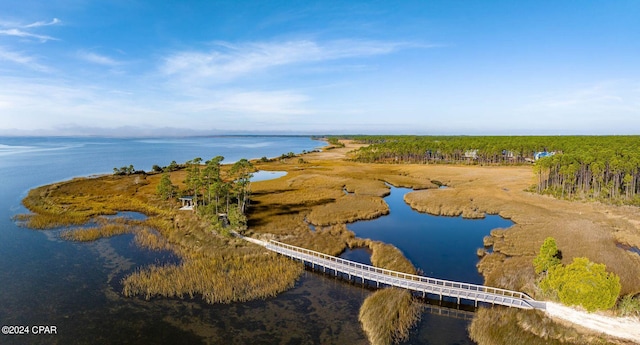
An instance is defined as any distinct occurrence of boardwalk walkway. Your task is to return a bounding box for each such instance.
[238,234,546,310]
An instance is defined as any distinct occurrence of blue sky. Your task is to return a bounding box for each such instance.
[0,1,638,135]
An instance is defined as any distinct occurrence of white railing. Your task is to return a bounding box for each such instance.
[233,232,543,309]
[267,240,534,301]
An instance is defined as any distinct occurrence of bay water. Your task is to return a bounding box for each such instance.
[0,136,506,344]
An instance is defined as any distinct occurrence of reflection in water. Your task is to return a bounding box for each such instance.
[251,170,287,182]
[102,211,148,221]
[349,186,513,285]
[0,137,491,344]
[340,247,372,265]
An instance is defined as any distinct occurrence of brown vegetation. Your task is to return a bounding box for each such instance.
[19,139,640,344]
[469,307,636,345]
[122,250,302,304]
[359,288,423,345]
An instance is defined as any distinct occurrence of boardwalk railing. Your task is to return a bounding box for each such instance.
[238,233,545,310]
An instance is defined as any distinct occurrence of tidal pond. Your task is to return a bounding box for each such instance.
[349,185,513,285]
[251,170,287,182]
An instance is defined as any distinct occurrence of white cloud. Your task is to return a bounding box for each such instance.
[0,17,60,42]
[23,18,61,28]
[0,28,57,42]
[0,47,49,72]
[161,39,410,84]
[77,51,121,66]
[181,90,312,116]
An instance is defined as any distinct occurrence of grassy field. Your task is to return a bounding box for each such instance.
[18,139,640,345]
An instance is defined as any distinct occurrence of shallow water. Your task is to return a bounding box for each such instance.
[349,186,513,285]
[251,170,287,182]
[339,248,372,265]
[1,136,505,344]
[1,136,346,344]
[617,243,640,256]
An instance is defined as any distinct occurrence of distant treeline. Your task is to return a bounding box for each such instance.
[343,135,640,205]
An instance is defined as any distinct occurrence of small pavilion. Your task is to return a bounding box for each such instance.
[179,196,194,211]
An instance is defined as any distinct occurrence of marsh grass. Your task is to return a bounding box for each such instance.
[61,223,131,241]
[616,294,640,318]
[348,239,416,275]
[307,195,389,226]
[60,217,145,242]
[19,171,307,304]
[122,251,302,303]
[358,288,422,345]
[20,141,640,343]
[469,307,630,345]
[134,227,173,252]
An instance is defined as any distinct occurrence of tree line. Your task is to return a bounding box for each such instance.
[156,156,254,227]
[345,135,640,205]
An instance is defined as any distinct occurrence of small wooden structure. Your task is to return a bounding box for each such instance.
[179,196,194,211]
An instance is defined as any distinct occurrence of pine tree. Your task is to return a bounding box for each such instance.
[533,237,562,274]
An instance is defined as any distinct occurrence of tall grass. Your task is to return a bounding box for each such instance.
[307,195,389,226]
[617,294,640,318]
[61,224,131,241]
[122,251,302,303]
[60,217,144,242]
[469,307,619,345]
[358,288,422,345]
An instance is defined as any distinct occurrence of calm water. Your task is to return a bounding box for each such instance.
[346,186,512,345]
[349,186,513,285]
[0,136,506,344]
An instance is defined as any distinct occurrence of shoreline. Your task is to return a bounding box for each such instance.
[18,139,640,344]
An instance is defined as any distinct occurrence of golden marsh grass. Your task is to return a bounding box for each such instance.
[469,307,634,345]
[19,139,640,344]
[358,288,422,345]
[122,251,302,304]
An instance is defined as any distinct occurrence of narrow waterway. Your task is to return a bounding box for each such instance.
[348,185,513,285]
[342,185,514,345]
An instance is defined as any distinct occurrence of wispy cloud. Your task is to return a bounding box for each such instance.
[77,51,122,66]
[0,47,49,72]
[185,90,312,116]
[0,28,57,42]
[0,18,61,42]
[527,81,637,113]
[161,39,412,83]
[24,18,61,28]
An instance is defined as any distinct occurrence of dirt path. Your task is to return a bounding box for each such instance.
[545,302,640,343]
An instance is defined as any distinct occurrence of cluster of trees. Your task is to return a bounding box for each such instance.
[534,237,621,312]
[349,136,566,164]
[534,147,640,204]
[346,135,640,204]
[156,156,254,227]
[113,165,144,175]
[152,160,182,173]
[327,137,345,148]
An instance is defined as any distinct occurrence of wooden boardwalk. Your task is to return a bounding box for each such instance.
[240,234,546,310]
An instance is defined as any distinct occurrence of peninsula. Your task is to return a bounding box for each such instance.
[19,138,640,344]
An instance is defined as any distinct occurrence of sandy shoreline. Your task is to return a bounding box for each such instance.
[546,302,640,342]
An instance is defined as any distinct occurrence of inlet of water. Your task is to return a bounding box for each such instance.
[348,185,513,285]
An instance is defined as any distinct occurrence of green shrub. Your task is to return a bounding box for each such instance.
[540,257,621,312]
[617,294,640,317]
[533,237,561,274]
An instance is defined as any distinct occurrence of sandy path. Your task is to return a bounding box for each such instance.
[545,302,640,343]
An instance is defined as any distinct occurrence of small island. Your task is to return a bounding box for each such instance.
[18,136,640,344]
